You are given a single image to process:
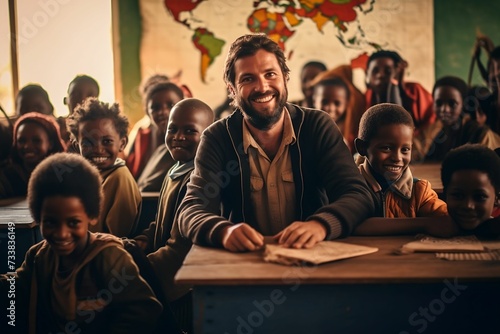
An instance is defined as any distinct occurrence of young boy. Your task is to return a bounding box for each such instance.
[1,153,161,333]
[67,98,142,237]
[441,144,500,237]
[365,50,435,132]
[59,75,100,151]
[136,98,214,331]
[354,103,453,236]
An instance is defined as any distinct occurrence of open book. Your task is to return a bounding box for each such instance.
[263,241,378,266]
[400,235,484,253]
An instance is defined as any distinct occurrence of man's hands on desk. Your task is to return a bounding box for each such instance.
[220,220,327,252]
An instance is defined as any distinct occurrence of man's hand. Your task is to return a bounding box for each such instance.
[221,223,264,252]
[274,220,327,249]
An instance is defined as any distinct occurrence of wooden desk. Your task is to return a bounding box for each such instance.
[176,236,500,333]
[410,163,443,193]
[132,192,160,237]
[0,197,42,272]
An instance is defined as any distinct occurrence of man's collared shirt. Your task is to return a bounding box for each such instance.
[242,108,297,235]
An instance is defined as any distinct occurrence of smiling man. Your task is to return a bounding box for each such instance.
[178,34,375,252]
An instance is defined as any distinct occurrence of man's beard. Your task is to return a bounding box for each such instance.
[236,87,288,130]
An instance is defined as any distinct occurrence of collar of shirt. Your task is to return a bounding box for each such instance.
[242,107,297,155]
[168,160,194,180]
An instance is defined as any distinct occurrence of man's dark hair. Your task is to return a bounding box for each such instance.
[223,33,290,89]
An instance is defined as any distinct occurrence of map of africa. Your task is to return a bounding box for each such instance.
[163,0,374,82]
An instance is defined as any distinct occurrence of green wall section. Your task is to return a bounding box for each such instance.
[118,0,142,125]
[434,1,500,86]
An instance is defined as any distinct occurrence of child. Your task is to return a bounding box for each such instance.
[1,153,162,333]
[441,144,500,237]
[413,76,500,162]
[135,82,185,192]
[15,84,55,116]
[292,61,327,108]
[309,65,366,154]
[365,50,435,132]
[67,98,141,237]
[0,112,66,198]
[139,98,214,332]
[59,75,100,150]
[354,103,454,236]
[64,75,100,115]
[312,77,349,126]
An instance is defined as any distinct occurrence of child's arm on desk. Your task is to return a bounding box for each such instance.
[354,216,460,237]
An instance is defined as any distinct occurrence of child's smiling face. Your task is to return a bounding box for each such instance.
[446,170,497,230]
[16,122,52,168]
[40,196,92,259]
[365,124,413,182]
[77,118,126,171]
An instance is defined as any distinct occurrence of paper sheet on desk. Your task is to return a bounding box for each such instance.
[263,241,378,266]
[401,235,484,253]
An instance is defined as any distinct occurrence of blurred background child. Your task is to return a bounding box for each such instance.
[58,74,100,150]
[292,61,327,108]
[135,82,185,192]
[0,112,66,198]
[413,76,500,162]
[365,50,435,133]
[15,84,55,117]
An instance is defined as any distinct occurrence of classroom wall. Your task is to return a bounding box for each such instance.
[118,0,435,122]
[117,0,500,124]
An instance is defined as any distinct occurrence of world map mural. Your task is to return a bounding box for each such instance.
[163,0,377,82]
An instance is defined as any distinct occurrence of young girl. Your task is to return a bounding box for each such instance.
[441,144,500,237]
[413,76,500,162]
[310,65,366,153]
[0,112,66,198]
[1,153,162,333]
[135,82,185,192]
[67,98,141,237]
[15,84,55,116]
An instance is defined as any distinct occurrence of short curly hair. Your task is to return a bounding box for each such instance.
[441,144,500,194]
[223,33,290,90]
[67,97,129,140]
[28,153,103,223]
[357,103,414,143]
